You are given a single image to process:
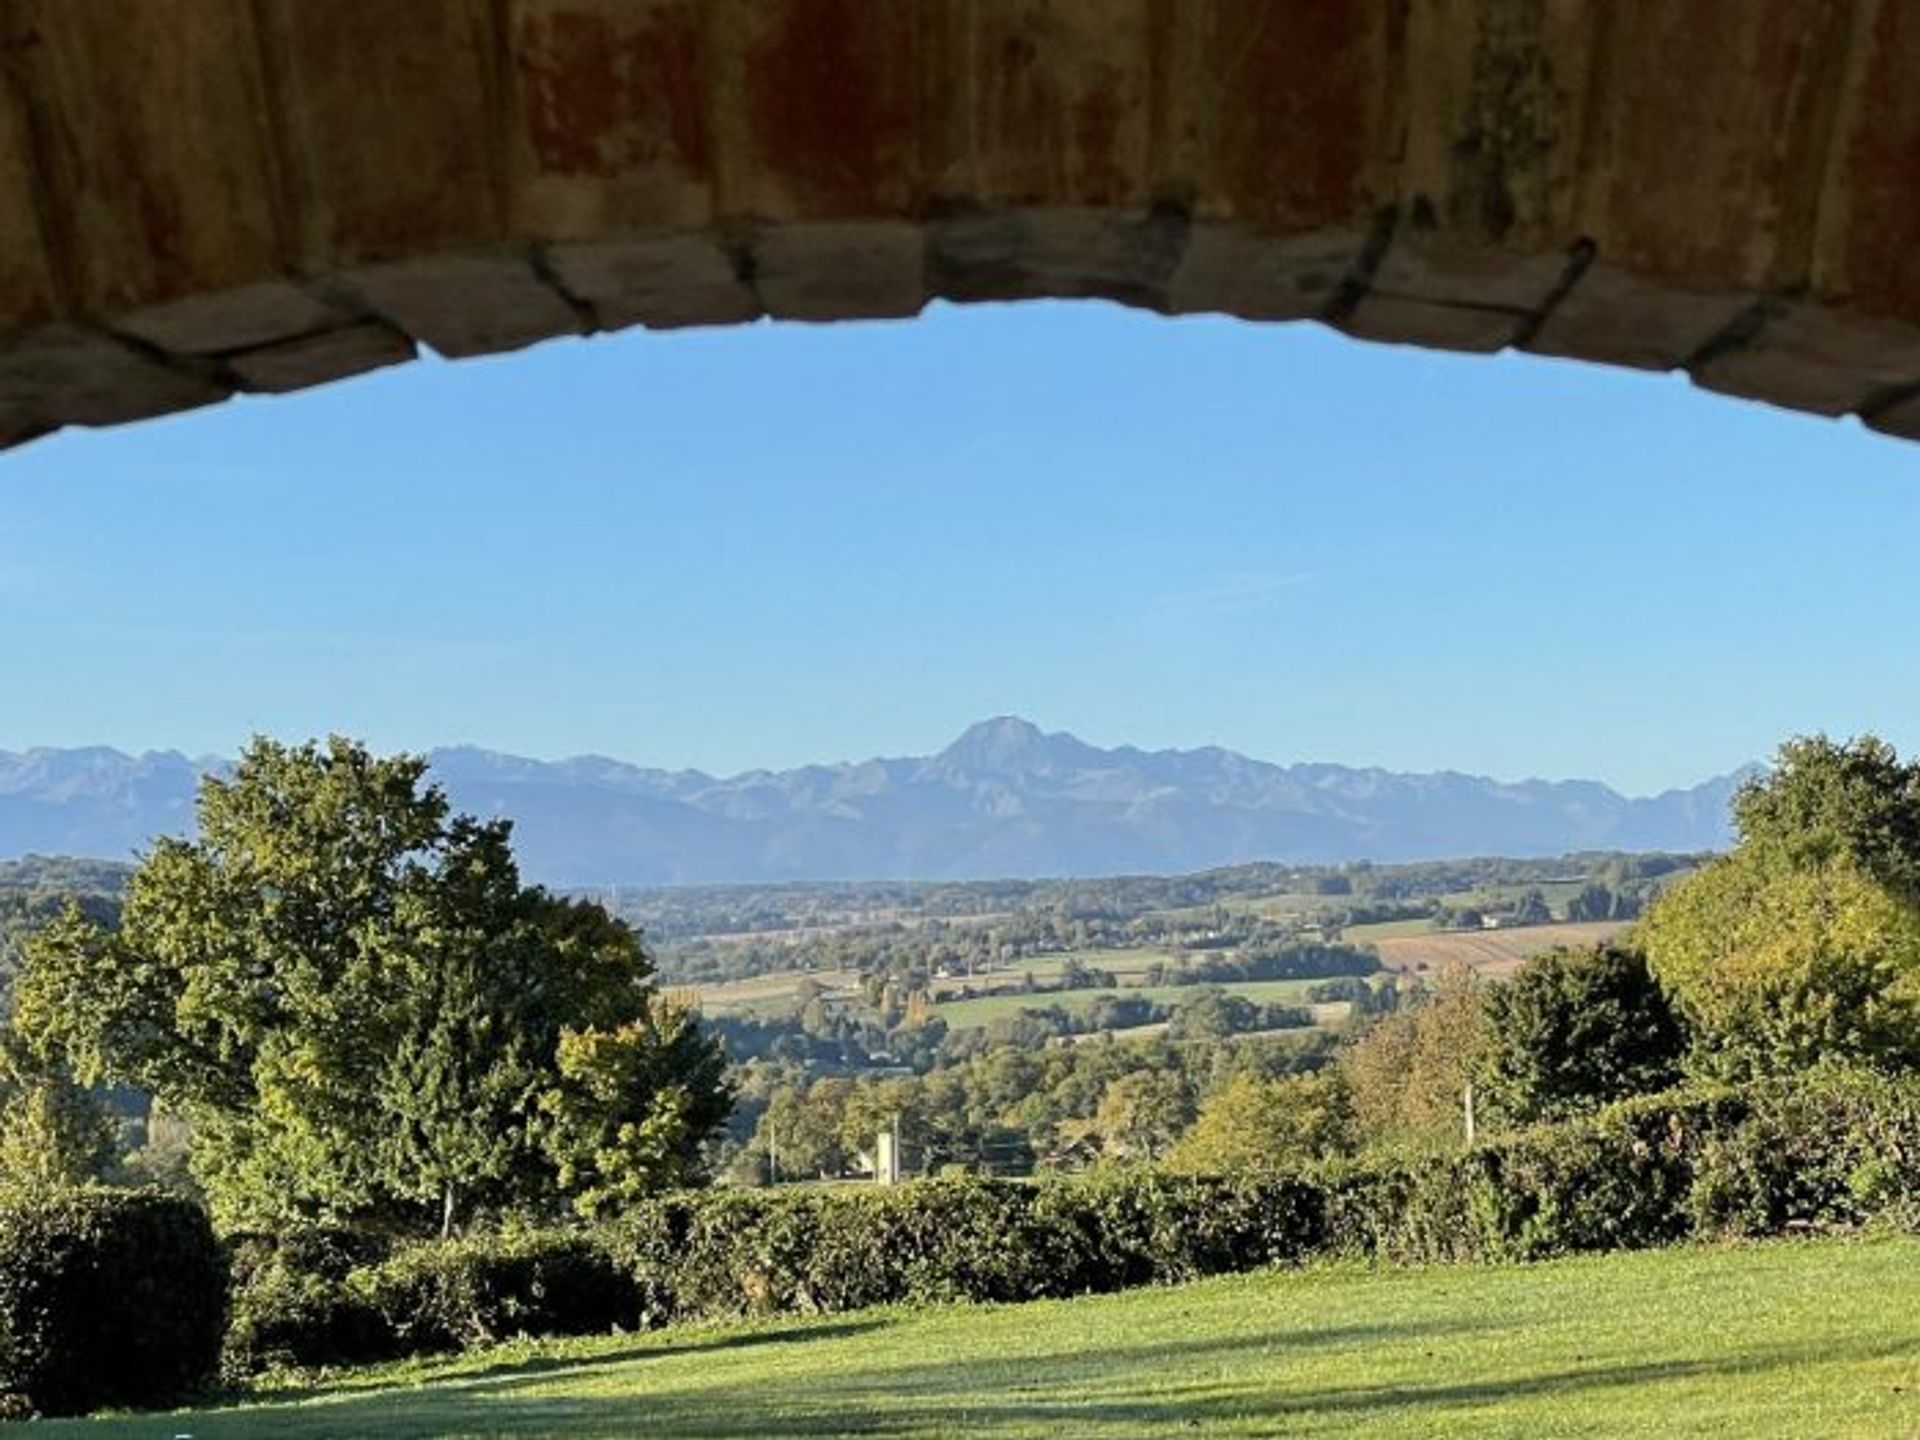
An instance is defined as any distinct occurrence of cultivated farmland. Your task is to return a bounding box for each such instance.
[1372,919,1634,978]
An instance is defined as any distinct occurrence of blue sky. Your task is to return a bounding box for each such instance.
[2,301,1916,795]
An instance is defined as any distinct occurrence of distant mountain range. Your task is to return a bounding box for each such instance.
[0,719,1745,887]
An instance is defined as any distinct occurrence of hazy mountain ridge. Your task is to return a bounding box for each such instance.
[0,719,1744,886]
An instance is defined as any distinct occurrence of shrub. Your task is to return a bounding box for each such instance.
[0,1188,226,1416]
[607,1180,1069,1321]
[799,1179,1071,1310]
[224,1227,639,1374]
[605,1172,1324,1326]
[353,1230,639,1355]
[1324,1088,1744,1263]
[1687,1068,1920,1235]
[223,1228,391,1376]
[1478,944,1688,1125]
[1031,1170,1323,1290]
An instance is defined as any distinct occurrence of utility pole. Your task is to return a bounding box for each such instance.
[1463,1079,1478,1145]
[876,1111,903,1185]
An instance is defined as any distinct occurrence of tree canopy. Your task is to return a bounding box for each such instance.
[1732,735,1920,898]
[1642,734,1920,1080]
[1164,1071,1349,1173]
[1641,849,1920,1079]
[1478,944,1686,1124]
[13,737,731,1234]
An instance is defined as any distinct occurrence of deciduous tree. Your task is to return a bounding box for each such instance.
[1642,850,1920,1079]
[1478,944,1686,1124]
[14,737,731,1234]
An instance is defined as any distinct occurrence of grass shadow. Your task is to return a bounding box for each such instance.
[242,1316,892,1406]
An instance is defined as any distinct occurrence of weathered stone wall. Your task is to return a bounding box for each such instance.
[3,0,1918,449]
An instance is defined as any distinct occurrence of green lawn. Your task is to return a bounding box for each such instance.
[934,978,1323,1030]
[51,1236,1920,1438]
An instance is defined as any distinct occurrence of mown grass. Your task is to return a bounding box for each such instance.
[49,1235,1920,1438]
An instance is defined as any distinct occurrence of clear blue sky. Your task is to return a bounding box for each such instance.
[3,301,1916,795]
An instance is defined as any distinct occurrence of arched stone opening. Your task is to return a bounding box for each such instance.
[3,1,1918,450]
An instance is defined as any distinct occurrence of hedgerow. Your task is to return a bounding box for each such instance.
[208,1068,1920,1379]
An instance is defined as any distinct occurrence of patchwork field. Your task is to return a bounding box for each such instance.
[52,1236,1920,1438]
[926,948,1183,997]
[691,971,863,1016]
[1371,920,1633,978]
[931,977,1329,1031]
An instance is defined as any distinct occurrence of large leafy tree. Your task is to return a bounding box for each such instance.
[1477,944,1686,1124]
[1643,733,1920,1080]
[1164,1071,1350,1173]
[1641,849,1920,1080]
[1732,734,1920,898]
[14,737,731,1234]
[1338,963,1489,1149]
[1091,1071,1193,1161]
[0,1036,115,1196]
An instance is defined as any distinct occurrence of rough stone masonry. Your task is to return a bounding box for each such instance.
[2,0,1919,449]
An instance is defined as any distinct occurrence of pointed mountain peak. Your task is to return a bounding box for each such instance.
[938,716,1090,775]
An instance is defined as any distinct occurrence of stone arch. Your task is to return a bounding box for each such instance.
[3,0,1919,450]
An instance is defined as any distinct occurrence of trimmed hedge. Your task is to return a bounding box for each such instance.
[1027,1170,1325,1292]
[606,1180,1081,1321]
[358,1231,640,1354]
[223,1227,392,1376]
[225,1227,638,1376]
[223,1069,1920,1377]
[1688,1067,1920,1236]
[1323,1088,1749,1263]
[0,1188,227,1417]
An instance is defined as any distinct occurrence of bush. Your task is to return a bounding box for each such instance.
[357,1230,640,1354]
[1687,1068,1920,1235]
[799,1180,1071,1310]
[223,1228,392,1376]
[1324,1088,1745,1263]
[225,1227,638,1374]
[0,1188,226,1416]
[1478,944,1688,1125]
[607,1180,1075,1321]
[604,1172,1324,1326]
[1031,1171,1323,1290]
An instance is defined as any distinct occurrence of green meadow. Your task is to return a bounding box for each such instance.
[54,1235,1920,1439]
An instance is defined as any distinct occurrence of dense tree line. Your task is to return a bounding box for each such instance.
[726,1029,1339,1182]
[642,854,1692,986]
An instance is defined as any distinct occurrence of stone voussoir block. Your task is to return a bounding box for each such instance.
[0,324,228,432]
[340,251,585,359]
[752,221,926,323]
[1166,224,1362,323]
[1692,303,1920,419]
[224,321,417,396]
[545,234,759,331]
[929,207,1185,310]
